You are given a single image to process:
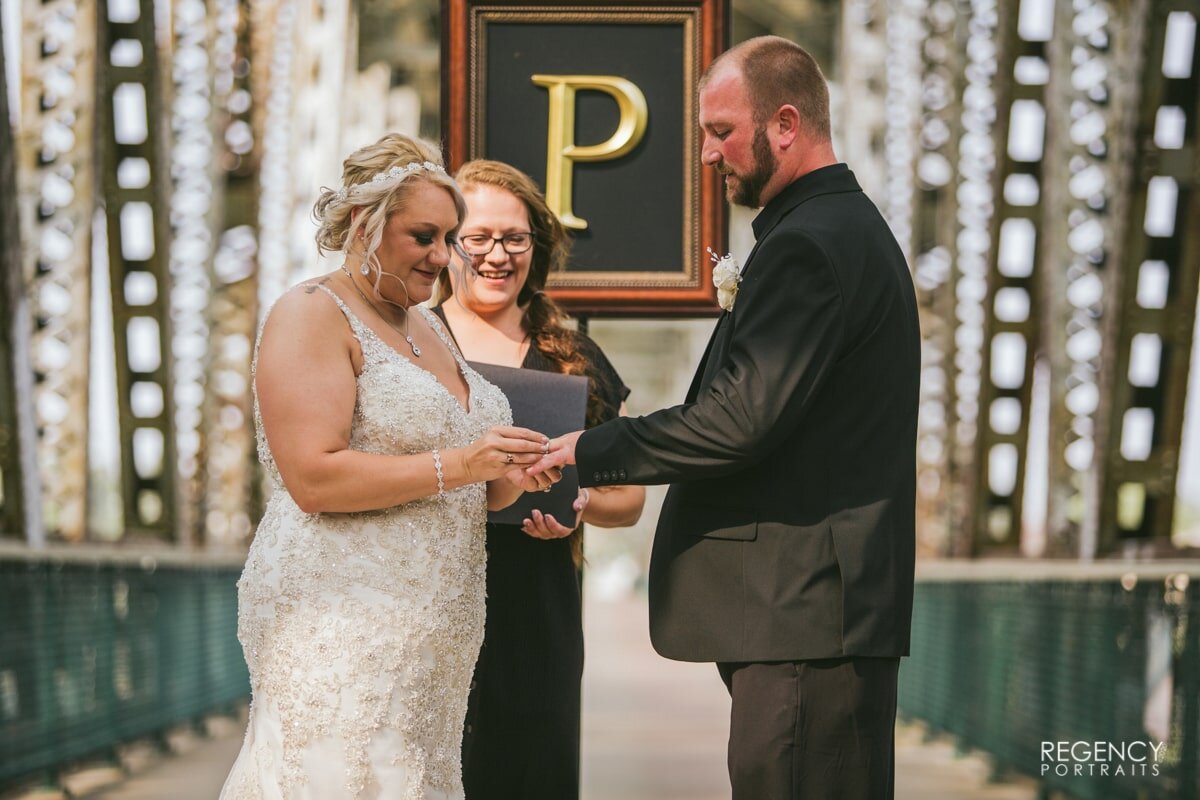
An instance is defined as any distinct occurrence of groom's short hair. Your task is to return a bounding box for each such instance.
[702,36,831,142]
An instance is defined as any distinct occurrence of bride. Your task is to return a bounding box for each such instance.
[219,133,561,799]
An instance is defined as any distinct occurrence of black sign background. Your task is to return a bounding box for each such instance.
[444,0,728,316]
[482,21,686,273]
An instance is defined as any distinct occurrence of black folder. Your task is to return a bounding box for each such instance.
[468,361,588,526]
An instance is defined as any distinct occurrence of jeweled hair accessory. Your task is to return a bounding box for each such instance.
[331,161,448,204]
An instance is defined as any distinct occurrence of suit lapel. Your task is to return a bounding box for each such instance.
[685,314,727,402]
[682,197,778,402]
[684,213,771,402]
[684,208,777,401]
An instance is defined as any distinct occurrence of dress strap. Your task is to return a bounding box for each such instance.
[304,281,368,345]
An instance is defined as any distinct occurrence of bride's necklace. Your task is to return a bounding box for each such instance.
[340,266,422,357]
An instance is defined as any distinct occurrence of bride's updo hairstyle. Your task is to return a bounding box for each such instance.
[313,133,466,296]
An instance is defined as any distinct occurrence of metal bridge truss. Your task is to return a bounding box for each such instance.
[1,0,1197,555]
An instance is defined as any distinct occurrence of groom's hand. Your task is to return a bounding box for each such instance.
[527,430,582,476]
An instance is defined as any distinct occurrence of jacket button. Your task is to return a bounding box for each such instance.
[603,471,611,481]
[618,470,627,480]
[593,472,601,481]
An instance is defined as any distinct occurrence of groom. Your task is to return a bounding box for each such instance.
[534,36,919,798]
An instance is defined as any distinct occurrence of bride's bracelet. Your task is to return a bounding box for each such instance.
[431,449,446,498]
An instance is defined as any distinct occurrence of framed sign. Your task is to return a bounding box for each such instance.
[442,0,729,316]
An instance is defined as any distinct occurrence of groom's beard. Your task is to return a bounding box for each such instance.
[722,125,776,208]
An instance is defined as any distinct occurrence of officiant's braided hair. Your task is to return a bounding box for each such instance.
[440,160,618,433]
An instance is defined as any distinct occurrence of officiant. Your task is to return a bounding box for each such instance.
[433,159,645,800]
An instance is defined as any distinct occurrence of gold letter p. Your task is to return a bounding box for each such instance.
[531,74,649,230]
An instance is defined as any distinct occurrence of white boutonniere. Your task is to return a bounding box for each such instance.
[708,247,742,312]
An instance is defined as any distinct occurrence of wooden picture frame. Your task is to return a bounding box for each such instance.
[442,0,729,316]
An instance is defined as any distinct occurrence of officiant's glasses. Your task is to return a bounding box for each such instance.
[461,232,535,256]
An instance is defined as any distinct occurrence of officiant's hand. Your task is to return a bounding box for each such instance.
[521,488,589,539]
[528,430,582,476]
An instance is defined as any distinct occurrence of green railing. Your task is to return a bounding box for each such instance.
[0,545,249,790]
[900,561,1200,799]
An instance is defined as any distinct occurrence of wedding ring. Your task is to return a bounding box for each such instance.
[542,487,552,493]
[542,441,549,454]
[505,453,513,464]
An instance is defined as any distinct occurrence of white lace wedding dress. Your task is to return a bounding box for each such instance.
[220,284,511,800]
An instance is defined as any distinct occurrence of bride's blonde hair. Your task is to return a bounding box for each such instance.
[313,133,466,295]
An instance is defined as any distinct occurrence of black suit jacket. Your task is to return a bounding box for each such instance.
[577,164,920,662]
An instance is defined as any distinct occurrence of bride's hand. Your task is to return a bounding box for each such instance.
[502,463,563,492]
[460,426,550,482]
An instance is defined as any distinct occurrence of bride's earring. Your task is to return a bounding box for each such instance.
[356,230,369,276]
